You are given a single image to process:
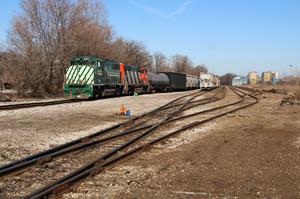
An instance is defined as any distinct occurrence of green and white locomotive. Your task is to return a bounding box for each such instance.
[64,56,148,99]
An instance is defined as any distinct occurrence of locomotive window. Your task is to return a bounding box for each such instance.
[103,64,108,75]
[83,60,89,65]
[71,61,75,65]
[112,64,119,70]
[90,61,95,66]
[75,60,83,65]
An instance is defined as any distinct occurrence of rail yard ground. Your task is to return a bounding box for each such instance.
[0,88,299,198]
[0,91,190,164]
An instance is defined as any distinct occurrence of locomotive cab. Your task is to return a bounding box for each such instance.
[64,56,122,99]
[64,56,100,99]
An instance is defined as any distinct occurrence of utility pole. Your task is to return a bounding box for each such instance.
[290,65,293,77]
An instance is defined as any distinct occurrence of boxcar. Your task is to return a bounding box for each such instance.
[162,72,186,91]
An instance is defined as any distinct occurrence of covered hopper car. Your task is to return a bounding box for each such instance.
[199,73,220,90]
[186,74,199,90]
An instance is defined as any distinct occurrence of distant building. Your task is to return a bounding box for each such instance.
[248,71,258,85]
[262,71,272,83]
[272,72,279,84]
[262,71,279,84]
[232,76,248,86]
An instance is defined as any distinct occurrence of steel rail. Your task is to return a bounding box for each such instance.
[1,88,225,177]
[23,89,205,199]
[24,86,257,199]
[104,86,259,167]
[0,90,207,177]
[235,86,263,95]
[0,99,79,111]
[156,88,219,111]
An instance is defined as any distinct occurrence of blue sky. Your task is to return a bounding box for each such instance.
[1,0,299,76]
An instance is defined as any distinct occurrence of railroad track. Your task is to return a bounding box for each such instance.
[0,88,217,111]
[0,88,224,175]
[0,87,258,198]
[235,86,263,95]
[0,90,212,177]
[0,88,224,197]
[0,87,223,111]
[0,99,78,111]
[0,90,222,175]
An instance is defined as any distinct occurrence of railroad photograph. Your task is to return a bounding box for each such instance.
[0,0,299,198]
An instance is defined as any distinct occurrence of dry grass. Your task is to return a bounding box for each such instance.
[257,84,300,99]
[295,87,300,100]
[275,85,300,100]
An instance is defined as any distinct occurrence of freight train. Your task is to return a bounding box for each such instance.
[64,56,215,99]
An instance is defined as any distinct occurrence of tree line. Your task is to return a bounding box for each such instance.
[0,0,207,96]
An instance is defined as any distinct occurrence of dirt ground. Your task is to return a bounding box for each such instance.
[0,89,299,199]
[0,91,193,165]
[62,91,300,199]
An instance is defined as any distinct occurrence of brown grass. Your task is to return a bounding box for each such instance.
[295,87,300,100]
[276,85,300,100]
[257,84,300,99]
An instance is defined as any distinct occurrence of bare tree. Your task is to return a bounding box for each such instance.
[7,0,109,96]
[152,51,167,72]
[191,64,208,76]
[6,0,204,96]
[122,40,151,66]
[0,51,19,88]
[171,54,193,73]
[108,38,152,67]
[220,73,237,85]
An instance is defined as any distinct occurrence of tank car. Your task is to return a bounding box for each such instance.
[147,72,169,92]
